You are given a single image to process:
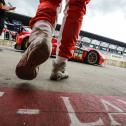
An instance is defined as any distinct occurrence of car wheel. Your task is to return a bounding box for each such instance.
[85,50,99,65]
[21,37,29,50]
[14,43,21,50]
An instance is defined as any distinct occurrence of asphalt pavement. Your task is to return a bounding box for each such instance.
[1,46,126,125]
[0,46,126,96]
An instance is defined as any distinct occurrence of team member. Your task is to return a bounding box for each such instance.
[0,0,16,35]
[16,0,90,80]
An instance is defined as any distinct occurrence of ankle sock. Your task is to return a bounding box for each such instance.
[55,56,68,64]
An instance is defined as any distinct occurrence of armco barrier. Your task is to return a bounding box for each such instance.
[104,59,126,68]
[0,39,14,47]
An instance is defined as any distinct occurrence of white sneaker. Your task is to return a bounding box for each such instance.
[15,21,52,80]
[50,61,69,81]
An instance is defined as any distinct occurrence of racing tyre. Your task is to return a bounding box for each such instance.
[14,44,21,50]
[85,50,99,65]
[21,37,29,50]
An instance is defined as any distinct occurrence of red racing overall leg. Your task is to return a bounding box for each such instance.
[50,0,90,80]
[58,0,88,59]
[15,0,62,80]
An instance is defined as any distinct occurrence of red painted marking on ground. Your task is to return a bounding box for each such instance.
[0,86,126,126]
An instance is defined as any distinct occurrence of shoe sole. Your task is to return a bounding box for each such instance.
[16,39,50,80]
[27,40,50,68]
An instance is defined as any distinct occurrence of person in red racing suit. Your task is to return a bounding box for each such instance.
[0,0,16,35]
[16,0,90,80]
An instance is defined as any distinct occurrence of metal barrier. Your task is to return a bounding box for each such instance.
[0,39,14,47]
[104,59,126,68]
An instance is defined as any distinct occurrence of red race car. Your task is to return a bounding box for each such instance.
[15,26,31,50]
[70,47,104,65]
[51,40,104,65]
[15,27,104,65]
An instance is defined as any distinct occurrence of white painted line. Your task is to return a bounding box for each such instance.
[0,92,5,97]
[17,109,40,115]
[61,97,104,126]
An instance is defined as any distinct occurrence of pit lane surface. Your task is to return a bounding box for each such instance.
[0,47,126,126]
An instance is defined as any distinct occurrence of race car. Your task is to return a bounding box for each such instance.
[52,40,104,65]
[15,27,104,65]
[70,47,104,65]
[15,26,31,50]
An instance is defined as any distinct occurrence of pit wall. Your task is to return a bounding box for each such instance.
[101,51,126,68]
